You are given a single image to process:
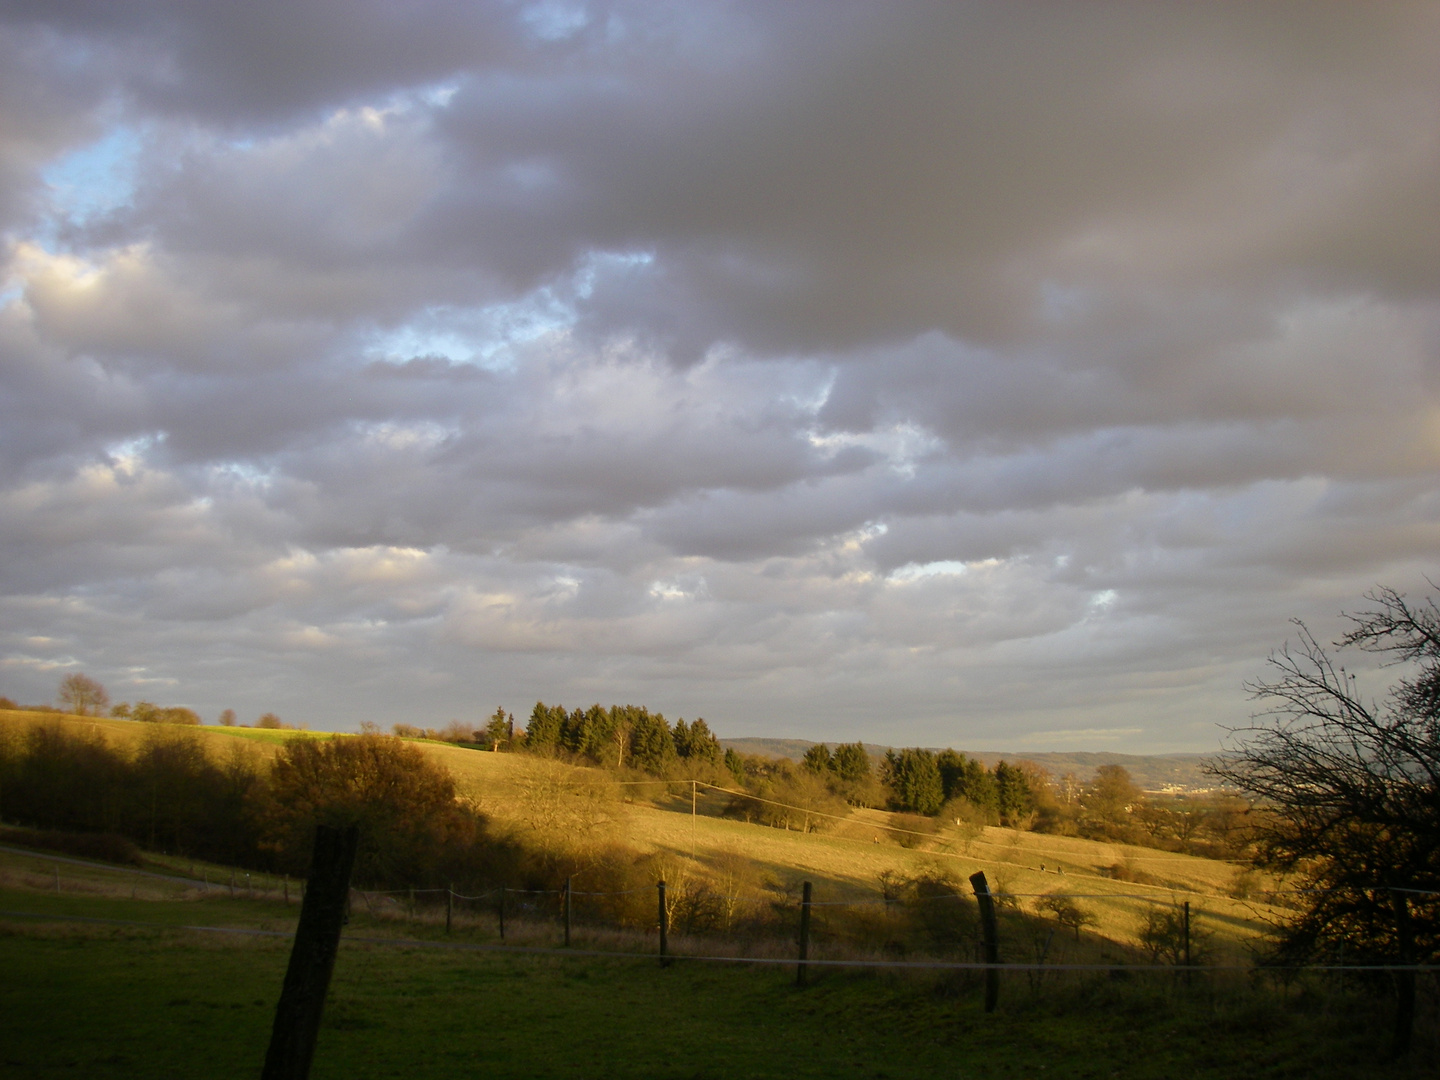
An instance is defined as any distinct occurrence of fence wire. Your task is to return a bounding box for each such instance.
[2,907,1435,975]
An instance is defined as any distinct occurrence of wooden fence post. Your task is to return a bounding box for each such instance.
[1182,900,1191,974]
[969,871,1000,1014]
[498,886,506,941]
[658,880,669,967]
[261,823,360,1080]
[446,884,453,935]
[564,877,572,947]
[797,881,812,987]
[1394,891,1416,1058]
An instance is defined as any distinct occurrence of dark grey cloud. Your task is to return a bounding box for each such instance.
[0,2,1436,750]
[1,0,525,126]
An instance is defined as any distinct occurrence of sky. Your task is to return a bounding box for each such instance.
[0,2,1437,753]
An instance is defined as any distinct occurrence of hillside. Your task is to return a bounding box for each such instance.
[0,710,1270,955]
[0,708,317,759]
[419,744,1274,959]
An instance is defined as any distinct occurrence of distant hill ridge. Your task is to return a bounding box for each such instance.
[718,737,1219,792]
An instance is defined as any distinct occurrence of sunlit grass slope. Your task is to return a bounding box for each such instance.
[0,712,1280,957]
[0,708,324,761]
[415,744,1280,958]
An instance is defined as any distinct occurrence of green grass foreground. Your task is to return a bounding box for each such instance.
[0,889,1433,1080]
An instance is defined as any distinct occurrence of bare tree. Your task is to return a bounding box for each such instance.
[1209,586,1440,1057]
[57,673,109,716]
[1036,892,1095,941]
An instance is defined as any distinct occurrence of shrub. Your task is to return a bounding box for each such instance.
[259,733,484,887]
[1137,903,1210,965]
[889,812,938,849]
[1036,892,1096,940]
[0,826,142,866]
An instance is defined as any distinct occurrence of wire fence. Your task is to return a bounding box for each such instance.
[3,906,1437,976]
[7,830,1440,1064]
[3,839,1434,983]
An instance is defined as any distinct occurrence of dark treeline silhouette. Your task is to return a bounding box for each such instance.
[0,722,523,889]
[0,722,262,866]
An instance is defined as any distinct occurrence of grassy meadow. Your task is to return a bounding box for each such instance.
[413,737,1277,961]
[0,848,1430,1080]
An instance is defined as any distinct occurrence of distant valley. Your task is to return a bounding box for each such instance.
[719,737,1220,792]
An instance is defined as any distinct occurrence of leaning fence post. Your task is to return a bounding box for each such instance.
[563,876,572,947]
[970,871,1000,1014]
[797,881,812,987]
[261,823,359,1080]
[446,884,453,935]
[658,880,669,966]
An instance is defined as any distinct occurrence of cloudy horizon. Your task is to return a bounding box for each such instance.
[1,2,1436,753]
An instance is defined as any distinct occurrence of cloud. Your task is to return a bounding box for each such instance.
[0,2,1435,750]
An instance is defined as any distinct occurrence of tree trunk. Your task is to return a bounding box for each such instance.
[1392,891,1415,1058]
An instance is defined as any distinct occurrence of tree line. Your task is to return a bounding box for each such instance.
[4,674,1244,860]
[0,722,515,890]
[0,671,294,730]
[459,700,1244,858]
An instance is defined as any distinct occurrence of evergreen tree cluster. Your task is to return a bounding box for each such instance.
[521,701,721,775]
[801,742,872,783]
[880,747,1042,826]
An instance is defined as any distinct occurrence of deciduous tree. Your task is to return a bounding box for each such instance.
[261,733,479,886]
[1209,586,1440,1055]
[57,673,108,717]
[1085,764,1141,836]
[1036,892,1096,940]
